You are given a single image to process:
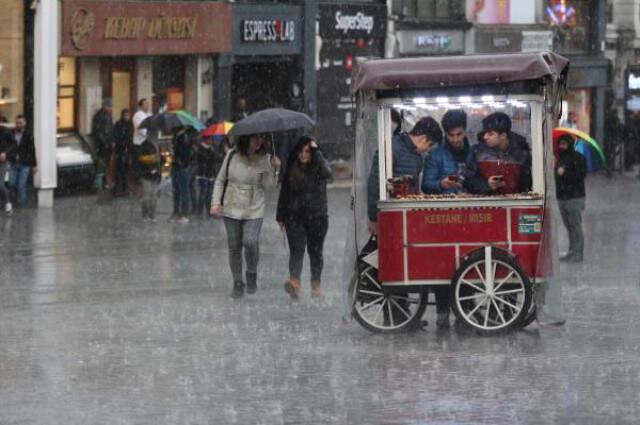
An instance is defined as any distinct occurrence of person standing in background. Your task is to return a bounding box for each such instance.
[113,109,133,196]
[171,128,193,224]
[8,115,37,206]
[91,99,114,190]
[133,99,152,147]
[0,125,14,215]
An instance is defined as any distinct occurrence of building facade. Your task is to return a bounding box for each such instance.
[0,0,24,122]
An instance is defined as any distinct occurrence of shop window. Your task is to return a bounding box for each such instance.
[57,57,77,131]
[402,0,463,20]
[545,0,591,54]
[152,56,186,112]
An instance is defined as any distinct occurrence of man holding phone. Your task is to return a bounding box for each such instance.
[422,109,470,195]
[465,112,532,195]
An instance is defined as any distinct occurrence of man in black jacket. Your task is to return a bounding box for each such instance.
[555,135,587,262]
[91,99,114,189]
[7,115,37,207]
[113,109,133,196]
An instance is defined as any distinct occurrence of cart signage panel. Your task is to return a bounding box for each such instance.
[518,214,542,234]
[406,209,507,244]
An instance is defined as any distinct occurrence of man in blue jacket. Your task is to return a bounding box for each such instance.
[422,109,470,195]
[367,117,442,235]
[420,110,470,328]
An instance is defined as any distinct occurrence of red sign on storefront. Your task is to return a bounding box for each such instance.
[62,0,232,56]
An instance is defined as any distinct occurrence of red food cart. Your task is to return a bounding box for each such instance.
[347,52,569,334]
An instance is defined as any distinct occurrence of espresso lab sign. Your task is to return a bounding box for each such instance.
[62,0,231,56]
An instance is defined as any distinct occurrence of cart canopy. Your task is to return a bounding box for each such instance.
[351,52,569,94]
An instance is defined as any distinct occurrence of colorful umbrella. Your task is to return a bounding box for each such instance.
[552,127,606,163]
[202,121,234,137]
[175,110,205,132]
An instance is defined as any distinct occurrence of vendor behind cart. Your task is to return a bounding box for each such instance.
[465,112,532,195]
[422,109,471,195]
[367,117,442,235]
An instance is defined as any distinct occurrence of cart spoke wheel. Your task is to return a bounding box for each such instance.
[353,264,428,334]
[452,249,532,334]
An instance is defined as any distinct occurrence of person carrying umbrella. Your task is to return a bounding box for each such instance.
[556,134,587,263]
[210,134,281,299]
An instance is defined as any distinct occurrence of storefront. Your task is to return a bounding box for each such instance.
[395,29,465,57]
[545,0,607,144]
[0,0,25,122]
[60,0,232,135]
[215,4,306,122]
[317,3,387,158]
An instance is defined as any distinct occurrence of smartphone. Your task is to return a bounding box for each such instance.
[447,175,459,182]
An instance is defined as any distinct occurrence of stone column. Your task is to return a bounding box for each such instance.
[34,0,58,208]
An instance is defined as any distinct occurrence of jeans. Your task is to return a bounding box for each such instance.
[284,215,329,281]
[196,177,214,215]
[558,197,585,258]
[172,167,192,216]
[0,162,10,208]
[9,164,31,206]
[141,177,159,219]
[223,217,263,284]
[114,154,128,194]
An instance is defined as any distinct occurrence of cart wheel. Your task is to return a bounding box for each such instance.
[353,263,428,333]
[451,247,532,334]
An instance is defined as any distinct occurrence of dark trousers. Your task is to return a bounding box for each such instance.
[558,198,585,257]
[284,215,329,281]
[196,177,214,215]
[114,154,128,194]
[434,287,451,314]
[172,167,192,216]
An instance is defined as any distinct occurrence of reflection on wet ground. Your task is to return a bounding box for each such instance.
[1,175,639,424]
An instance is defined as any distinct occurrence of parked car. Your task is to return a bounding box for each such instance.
[56,132,96,190]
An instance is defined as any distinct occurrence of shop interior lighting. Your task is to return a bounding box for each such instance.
[481,95,495,103]
[436,97,449,104]
[413,97,427,104]
[458,96,472,104]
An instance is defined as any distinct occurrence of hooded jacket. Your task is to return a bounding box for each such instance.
[276,147,332,222]
[367,132,423,221]
[555,144,586,200]
[464,132,532,194]
[422,138,470,194]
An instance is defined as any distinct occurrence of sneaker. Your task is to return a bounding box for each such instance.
[436,312,450,328]
[559,253,574,263]
[177,217,190,224]
[231,281,245,300]
[4,203,14,216]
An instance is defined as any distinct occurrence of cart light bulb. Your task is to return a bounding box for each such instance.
[481,95,495,103]
[436,96,449,104]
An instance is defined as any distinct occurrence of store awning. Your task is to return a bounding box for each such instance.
[351,51,569,93]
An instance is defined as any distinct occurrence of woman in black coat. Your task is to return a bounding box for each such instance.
[277,136,332,299]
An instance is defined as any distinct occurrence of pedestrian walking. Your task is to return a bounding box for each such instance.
[171,128,193,223]
[113,109,133,196]
[194,135,224,217]
[134,138,162,221]
[276,136,331,299]
[0,125,14,215]
[91,99,114,190]
[556,134,587,263]
[133,98,152,147]
[210,133,281,299]
[7,115,36,207]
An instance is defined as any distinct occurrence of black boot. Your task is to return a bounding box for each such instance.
[231,281,244,299]
[246,272,257,294]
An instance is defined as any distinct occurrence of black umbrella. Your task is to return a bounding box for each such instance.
[228,108,315,137]
[139,112,186,133]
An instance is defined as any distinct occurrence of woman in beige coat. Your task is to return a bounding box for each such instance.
[210,134,280,299]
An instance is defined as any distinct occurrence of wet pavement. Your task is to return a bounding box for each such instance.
[1,174,640,424]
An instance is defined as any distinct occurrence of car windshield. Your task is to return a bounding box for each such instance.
[57,134,86,151]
